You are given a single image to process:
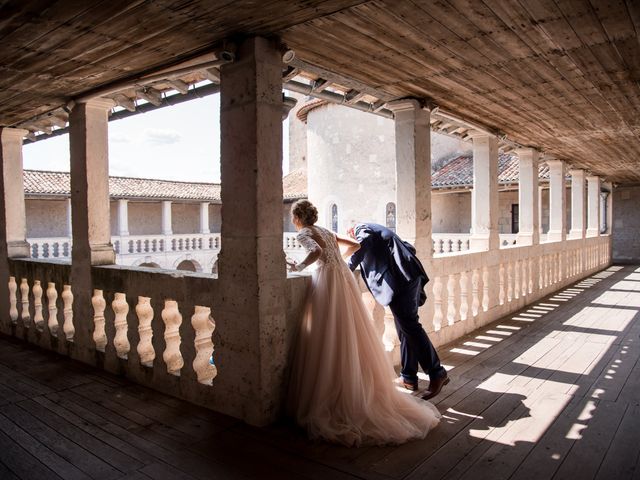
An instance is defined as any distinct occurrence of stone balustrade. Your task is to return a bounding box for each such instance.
[3,257,310,417]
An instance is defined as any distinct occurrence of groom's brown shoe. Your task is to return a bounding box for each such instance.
[421,375,450,400]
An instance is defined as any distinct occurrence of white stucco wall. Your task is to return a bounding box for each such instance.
[128,202,162,235]
[432,192,471,233]
[613,186,640,263]
[306,104,396,233]
[172,203,200,234]
[26,198,68,237]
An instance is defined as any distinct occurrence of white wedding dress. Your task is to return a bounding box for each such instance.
[287,225,441,446]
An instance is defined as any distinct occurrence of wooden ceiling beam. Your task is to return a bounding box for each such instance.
[136,87,163,107]
[167,79,189,94]
[113,94,136,112]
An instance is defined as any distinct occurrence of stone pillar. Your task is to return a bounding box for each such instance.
[69,98,115,360]
[568,169,586,239]
[538,186,544,236]
[515,148,539,246]
[0,128,30,258]
[600,190,609,234]
[470,134,499,251]
[603,181,613,235]
[117,199,129,236]
[218,36,286,426]
[199,202,210,234]
[0,128,29,334]
[387,99,431,259]
[161,201,172,235]
[546,158,567,242]
[587,175,601,237]
[66,198,73,237]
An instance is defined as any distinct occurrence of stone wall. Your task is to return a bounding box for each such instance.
[432,192,471,233]
[172,203,200,234]
[127,202,162,235]
[26,198,68,237]
[612,185,640,263]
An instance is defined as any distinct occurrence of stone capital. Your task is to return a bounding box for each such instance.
[569,168,586,177]
[545,158,564,168]
[386,98,421,113]
[514,147,538,159]
[586,175,601,183]
[76,97,115,111]
[0,127,28,141]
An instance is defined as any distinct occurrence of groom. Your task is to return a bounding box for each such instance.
[347,223,448,400]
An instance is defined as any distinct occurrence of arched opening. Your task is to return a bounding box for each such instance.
[331,203,338,232]
[386,202,396,231]
[211,259,219,275]
[139,262,161,269]
[176,260,197,272]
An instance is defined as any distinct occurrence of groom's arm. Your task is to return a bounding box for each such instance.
[347,231,371,271]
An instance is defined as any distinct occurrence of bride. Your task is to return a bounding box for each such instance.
[286,200,440,446]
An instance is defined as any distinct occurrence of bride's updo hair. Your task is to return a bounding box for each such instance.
[291,200,318,226]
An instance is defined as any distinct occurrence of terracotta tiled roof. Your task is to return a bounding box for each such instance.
[431,153,551,189]
[283,168,307,199]
[25,169,307,201]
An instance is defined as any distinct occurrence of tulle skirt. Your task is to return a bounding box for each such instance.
[287,263,441,447]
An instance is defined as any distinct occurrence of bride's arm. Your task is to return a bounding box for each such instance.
[291,229,323,272]
[336,234,361,258]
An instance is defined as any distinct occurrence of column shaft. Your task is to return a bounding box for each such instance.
[387,99,432,259]
[516,148,539,246]
[546,159,567,242]
[117,199,129,236]
[569,169,586,239]
[199,202,210,234]
[161,201,172,235]
[218,36,286,426]
[587,176,601,237]
[470,135,499,251]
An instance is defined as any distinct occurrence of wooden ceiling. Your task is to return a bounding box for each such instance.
[1,1,639,184]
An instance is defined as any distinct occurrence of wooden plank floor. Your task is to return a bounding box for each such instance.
[1,265,639,480]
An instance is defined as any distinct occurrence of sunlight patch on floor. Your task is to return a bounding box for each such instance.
[475,335,503,342]
[563,305,635,332]
[450,347,481,356]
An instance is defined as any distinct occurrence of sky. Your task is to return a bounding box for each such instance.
[22,93,290,183]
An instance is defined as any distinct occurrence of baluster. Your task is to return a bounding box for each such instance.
[191,306,217,385]
[46,282,58,336]
[162,300,183,375]
[52,242,59,258]
[33,280,44,331]
[20,278,30,328]
[63,242,70,257]
[499,264,505,305]
[471,269,480,317]
[62,285,74,341]
[112,292,130,359]
[114,240,120,254]
[480,267,488,311]
[447,239,453,253]
[92,289,107,352]
[144,240,149,253]
[31,243,38,258]
[136,296,155,367]
[459,271,469,322]
[447,274,456,325]
[528,258,534,294]
[514,261,520,300]
[8,277,18,324]
[506,261,513,302]
[521,260,527,296]
[432,277,443,331]
[439,239,444,254]
[128,240,134,254]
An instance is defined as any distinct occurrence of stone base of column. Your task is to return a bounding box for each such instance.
[470,233,500,251]
[547,230,565,242]
[7,240,30,258]
[516,233,536,246]
[89,244,116,265]
[568,229,585,240]
[586,228,600,238]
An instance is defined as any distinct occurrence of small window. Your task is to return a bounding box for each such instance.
[386,202,396,231]
[331,204,338,232]
[511,204,519,234]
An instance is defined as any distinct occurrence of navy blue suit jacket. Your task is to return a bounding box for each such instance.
[348,223,429,307]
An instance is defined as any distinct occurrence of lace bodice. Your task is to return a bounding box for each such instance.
[297,226,343,268]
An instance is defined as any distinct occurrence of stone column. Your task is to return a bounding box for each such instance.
[568,169,586,239]
[117,199,129,236]
[218,36,286,426]
[603,181,613,235]
[587,175,601,237]
[600,190,609,234]
[469,134,499,251]
[515,148,539,246]
[69,98,115,360]
[66,198,73,237]
[546,158,567,242]
[0,128,29,334]
[199,202,210,234]
[538,186,544,236]
[161,201,172,235]
[386,99,431,259]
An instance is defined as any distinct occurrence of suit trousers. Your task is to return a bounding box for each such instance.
[388,278,446,384]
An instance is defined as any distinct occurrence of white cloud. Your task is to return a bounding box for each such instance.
[144,128,182,145]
